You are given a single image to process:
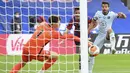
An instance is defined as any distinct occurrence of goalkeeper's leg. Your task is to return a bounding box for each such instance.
[38,51,58,73]
[10,49,31,73]
[10,61,27,73]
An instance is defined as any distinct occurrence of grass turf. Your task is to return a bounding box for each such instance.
[0,54,130,73]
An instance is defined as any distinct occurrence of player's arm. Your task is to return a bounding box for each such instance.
[88,17,98,34]
[66,19,73,34]
[63,28,70,34]
[60,34,80,42]
[52,31,80,42]
[117,12,127,19]
[93,11,99,19]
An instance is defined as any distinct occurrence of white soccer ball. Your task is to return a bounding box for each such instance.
[88,45,100,56]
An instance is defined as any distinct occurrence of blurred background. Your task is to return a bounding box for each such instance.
[0,0,130,34]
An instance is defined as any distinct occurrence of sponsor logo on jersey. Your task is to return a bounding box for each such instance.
[107,16,110,19]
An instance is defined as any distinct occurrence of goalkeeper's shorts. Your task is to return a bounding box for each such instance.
[22,49,51,62]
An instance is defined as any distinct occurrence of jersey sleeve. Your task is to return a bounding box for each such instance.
[67,18,73,30]
[111,11,118,19]
[94,11,100,18]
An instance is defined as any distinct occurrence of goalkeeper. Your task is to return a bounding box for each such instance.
[10,15,80,73]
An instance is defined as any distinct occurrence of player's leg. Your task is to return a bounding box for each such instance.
[75,42,80,54]
[107,29,116,54]
[10,49,31,73]
[10,62,26,73]
[88,55,95,73]
[73,33,81,72]
[88,34,106,73]
[93,34,106,49]
[88,41,94,73]
[75,41,81,71]
[38,51,58,73]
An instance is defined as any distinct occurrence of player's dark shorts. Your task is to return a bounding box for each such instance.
[74,32,80,45]
[74,32,80,53]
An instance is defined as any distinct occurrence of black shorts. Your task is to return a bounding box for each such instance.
[74,32,80,46]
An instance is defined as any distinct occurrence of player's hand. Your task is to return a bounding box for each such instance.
[89,20,97,30]
[88,41,93,47]
[118,12,127,18]
[118,12,123,17]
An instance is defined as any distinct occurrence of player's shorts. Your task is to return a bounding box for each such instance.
[74,32,80,46]
[74,32,80,53]
[93,33,107,49]
[22,49,51,62]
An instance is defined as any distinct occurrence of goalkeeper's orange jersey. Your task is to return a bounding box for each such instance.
[23,22,80,55]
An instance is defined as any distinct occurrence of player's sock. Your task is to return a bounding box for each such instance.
[10,62,26,73]
[88,56,95,73]
[42,58,57,70]
[109,32,116,54]
[89,70,92,73]
[79,70,81,73]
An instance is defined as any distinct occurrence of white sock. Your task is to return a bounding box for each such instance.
[79,70,81,73]
[38,70,44,73]
[88,56,95,73]
[89,70,92,73]
[109,32,116,50]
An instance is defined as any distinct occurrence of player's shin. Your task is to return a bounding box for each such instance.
[10,62,26,73]
[38,57,58,73]
[109,32,116,54]
[41,57,58,71]
[88,56,95,73]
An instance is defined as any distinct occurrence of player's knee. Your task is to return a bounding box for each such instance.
[106,29,114,39]
[107,29,113,34]
[108,29,115,36]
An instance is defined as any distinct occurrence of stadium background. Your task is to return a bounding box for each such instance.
[0,0,130,73]
[0,0,130,34]
[0,0,130,55]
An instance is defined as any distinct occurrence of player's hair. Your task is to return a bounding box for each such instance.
[74,7,79,12]
[14,12,20,15]
[102,1,109,7]
[48,15,61,24]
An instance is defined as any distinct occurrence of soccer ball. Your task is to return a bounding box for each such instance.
[88,45,100,56]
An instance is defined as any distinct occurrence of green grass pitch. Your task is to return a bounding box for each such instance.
[0,54,130,73]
